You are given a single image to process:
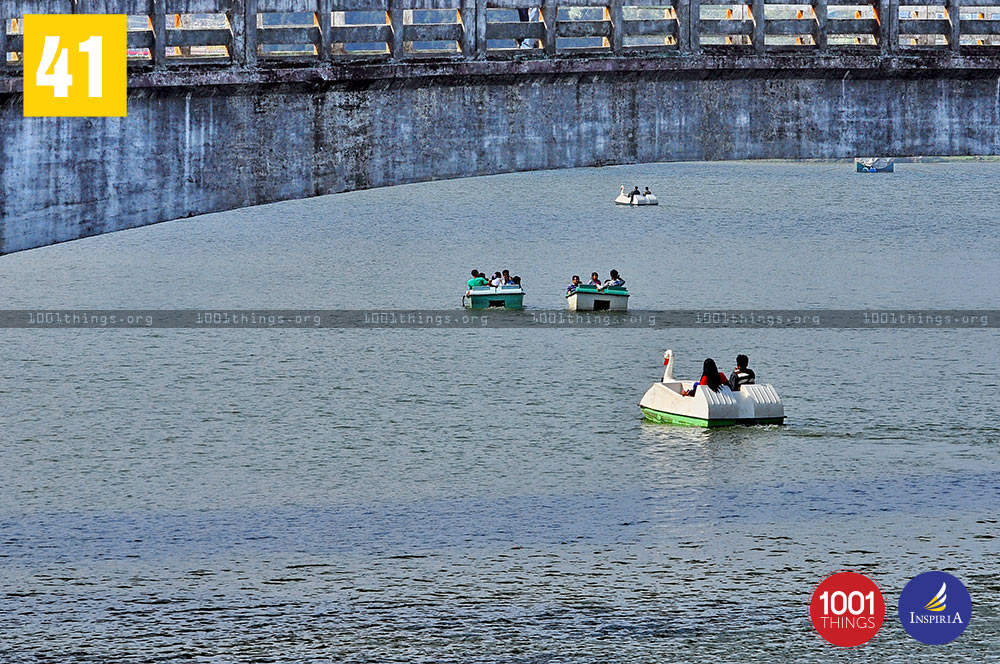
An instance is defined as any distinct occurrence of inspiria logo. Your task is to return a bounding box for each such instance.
[924,582,947,612]
[898,571,972,644]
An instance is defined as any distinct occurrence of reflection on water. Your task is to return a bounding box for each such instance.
[1,162,998,661]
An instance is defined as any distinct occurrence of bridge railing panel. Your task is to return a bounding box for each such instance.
[329,2,393,59]
[697,2,754,49]
[484,1,545,55]
[960,2,1000,49]
[162,3,234,62]
[824,0,880,48]
[762,3,818,50]
[621,3,680,52]
[8,0,1000,68]
[398,4,466,57]
[897,1,948,48]
[553,3,615,53]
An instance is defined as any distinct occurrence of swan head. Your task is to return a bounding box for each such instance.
[662,349,674,381]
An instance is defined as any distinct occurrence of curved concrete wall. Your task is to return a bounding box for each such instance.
[2,57,1000,253]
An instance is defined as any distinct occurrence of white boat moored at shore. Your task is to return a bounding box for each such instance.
[638,350,785,427]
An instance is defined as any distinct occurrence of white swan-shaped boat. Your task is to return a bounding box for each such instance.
[615,185,658,206]
[638,350,785,427]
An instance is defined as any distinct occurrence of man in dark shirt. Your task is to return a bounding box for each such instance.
[728,354,756,391]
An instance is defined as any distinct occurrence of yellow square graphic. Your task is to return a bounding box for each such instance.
[23,14,127,117]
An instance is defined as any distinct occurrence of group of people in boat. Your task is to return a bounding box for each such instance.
[622,185,653,203]
[682,355,756,396]
[566,270,625,295]
[467,269,522,290]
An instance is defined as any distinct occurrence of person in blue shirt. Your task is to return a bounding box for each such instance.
[602,269,625,289]
[567,275,581,294]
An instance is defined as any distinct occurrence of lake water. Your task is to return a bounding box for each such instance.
[1,161,998,662]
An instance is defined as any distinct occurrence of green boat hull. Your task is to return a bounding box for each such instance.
[640,407,784,428]
[466,293,524,310]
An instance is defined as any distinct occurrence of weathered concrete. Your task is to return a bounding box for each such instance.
[3,56,1000,253]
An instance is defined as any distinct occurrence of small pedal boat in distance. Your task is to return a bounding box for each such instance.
[615,185,658,206]
[855,157,894,173]
[638,350,785,427]
[463,285,525,310]
[566,284,629,311]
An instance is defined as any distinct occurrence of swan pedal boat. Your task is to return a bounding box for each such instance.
[463,285,525,310]
[566,284,629,311]
[615,187,658,206]
[639,350,785,427]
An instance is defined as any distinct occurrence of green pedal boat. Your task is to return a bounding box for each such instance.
[566,284,629,311]
[463,285,525,310]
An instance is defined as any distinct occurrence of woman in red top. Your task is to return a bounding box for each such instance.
[682,358,728,396]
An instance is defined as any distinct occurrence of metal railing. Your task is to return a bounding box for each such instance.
[3,0,999,68]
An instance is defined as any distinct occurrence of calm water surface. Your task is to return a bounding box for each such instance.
[1,161,998,662]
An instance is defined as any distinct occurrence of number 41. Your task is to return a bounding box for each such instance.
[36,35,103,98]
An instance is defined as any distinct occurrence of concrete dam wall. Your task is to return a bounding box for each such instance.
[3,0,1000,253]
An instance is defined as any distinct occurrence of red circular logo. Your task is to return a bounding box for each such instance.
[809,571,885,647]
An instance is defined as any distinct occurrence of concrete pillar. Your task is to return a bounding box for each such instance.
[814,0,826,51]
[388,0,405,58]
[0,14,7,69]
[542,0,557,55]
[948,0,960,52]
[152,0,166,66]
[459,0,475,56]
[318,0,333,60]
[887,0,898,52]
[878,0,889,53]
[676,0,690,53]
[245,0,258,64]
[475,0,487,57]
[691,0,700,53]
[231,0,247,64]
[610,0,623,54]
[752,0,764,52]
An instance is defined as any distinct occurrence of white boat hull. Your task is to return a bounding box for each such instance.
[566,290,629,311]
[615,194,658,206]
[638,381,784,427]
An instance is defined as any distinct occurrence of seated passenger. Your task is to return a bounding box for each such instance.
[489,272,503,288]
[682,358,728,397]
[467,270,489,289]
[602,269,625,289]
[629,186,641,202]
[567,275,581,294]
[728,354,756,391]
[589,272,601,287]
[512,275,522,288]
[643,187,652,196]
[502,269,513,285]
